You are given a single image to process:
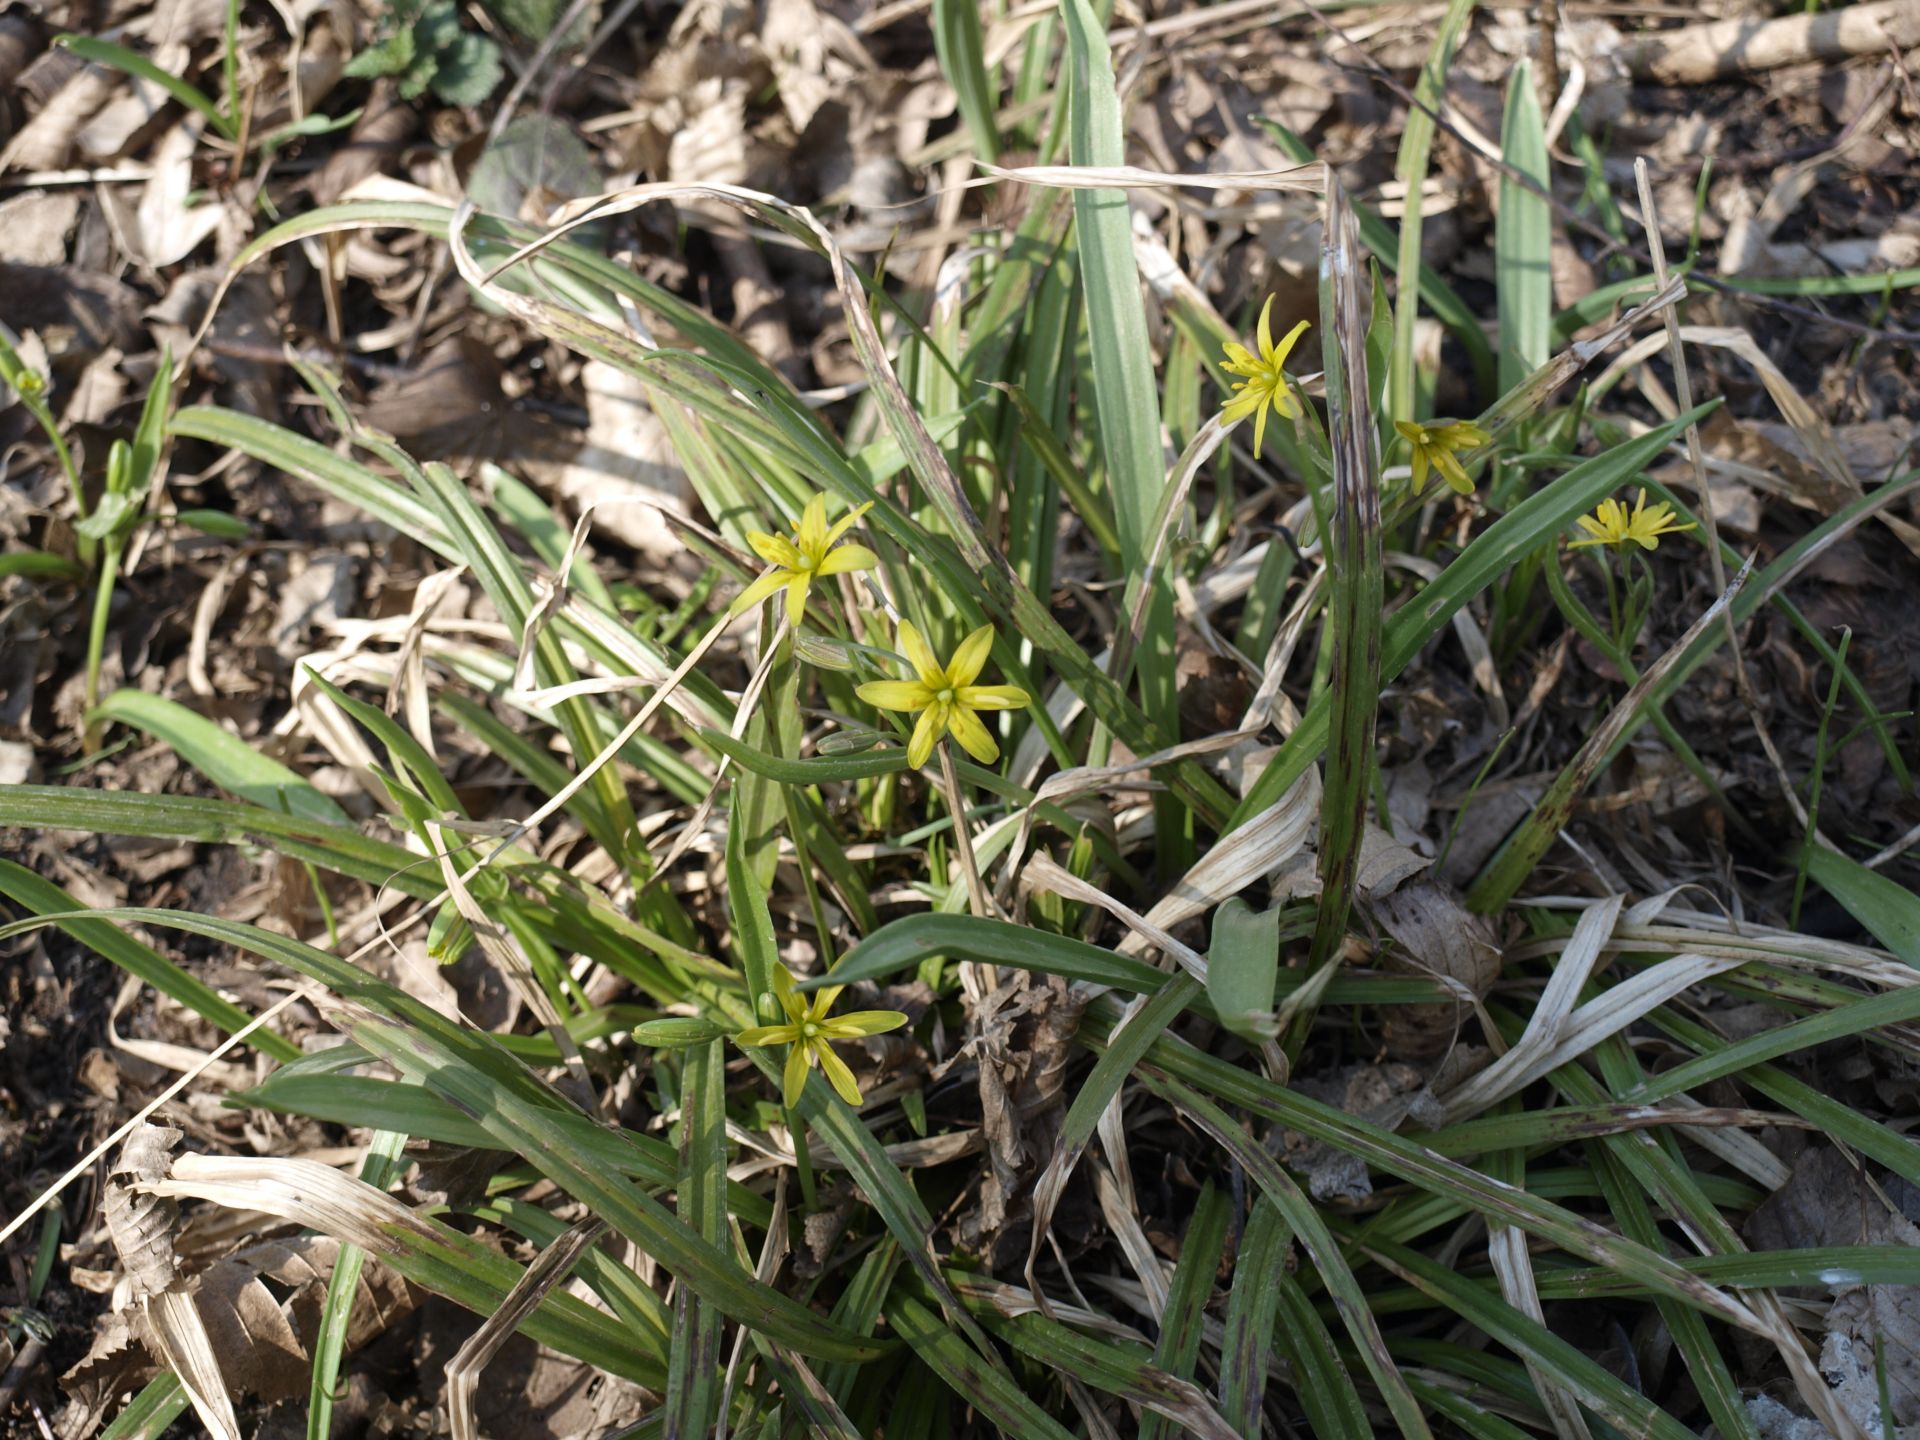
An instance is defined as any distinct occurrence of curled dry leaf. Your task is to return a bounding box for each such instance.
[1368,880,1502,1062]
[953,971,1088,1269]
[103,1124,185,1299]
[102,1124,240,1440]
[194,1236,419,1404]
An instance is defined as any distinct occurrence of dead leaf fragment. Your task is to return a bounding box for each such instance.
[1369,881,1501,1061]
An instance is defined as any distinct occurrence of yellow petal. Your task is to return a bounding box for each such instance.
[824,1010,909,1038]
[1575,515,1610,539]
[896,620,942,686]
[735,1025,798,1047]
[772,965,806,1024]
[728,566,792,617]
[797,494,828,554]
[956,683,1027,711]
[809,984,846,1021]
[782,1041,812,1108]
[857,680,931,712]
[907,704,944,769]
[822,500,873,548]
[1255,293,1275,361]
[1220,391,1265,423]
[816,543,877,577]
[812,1039,864,1107]
[748,530,802,569]
[1252,397,1270,460]
[945,704,1000,764]
[1409,450,1430,496]
[1271,318,1311,368]
[781,575,812,627]
[1435,450,1474,495]
[946,624,995,688]
[1394,419,1426,445]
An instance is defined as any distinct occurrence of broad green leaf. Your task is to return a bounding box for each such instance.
[1206,898,1281,1041]
[1806,847,1920,966]
[83,690,349,825]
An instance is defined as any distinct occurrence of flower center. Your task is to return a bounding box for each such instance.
[801,1021,820,1038]
[936,687,955,705]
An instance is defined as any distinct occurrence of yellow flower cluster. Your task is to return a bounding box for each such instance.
[1219,297,1309,459]
[727,489,1036,1105]
[1569,489,1695,551]
[734,965,907,1108]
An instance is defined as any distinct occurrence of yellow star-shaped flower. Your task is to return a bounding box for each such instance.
[1395,418,1491,496]
[855,620,1029,770]
[1219,296,1311,459]
[1568,489,1696,551]
[731,493,878,626]
[734,964,908,1107]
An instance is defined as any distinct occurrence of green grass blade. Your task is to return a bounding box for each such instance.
[813,910,1451,1005]
[1220,1198,1286,1437]
[1272,1264,1374,1439]
[664,1040,729,1435]
[1496,61,1552,390]
[1631,983,1920,1105]
[888,1293,1077,1440]
[1389,0,1475,421]
[236,1063,776,1225]
[87,690,350,824]
[1805,847,1920,965]
[1361,1238,1699,1440]
[1161,1080,1435,1438]
[1058,0,1163,572]
[307,1131,408,1440]
[0,785,436,894]
[1139,1184,1229,1440]
[171,407,447,547]
[984,1309,1240,1439]
[933,0,1000,162]
[55,35,236,138]
[99,1374,190,1440]
[471,1196,673,1346]
[1648,1007,1920,1185]
[1309,182,1385,975]
[486,465,619,613]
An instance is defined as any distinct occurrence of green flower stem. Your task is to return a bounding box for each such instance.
[82,539,122,750]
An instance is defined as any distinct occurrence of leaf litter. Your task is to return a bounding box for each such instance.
[1,0,1919,1435]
